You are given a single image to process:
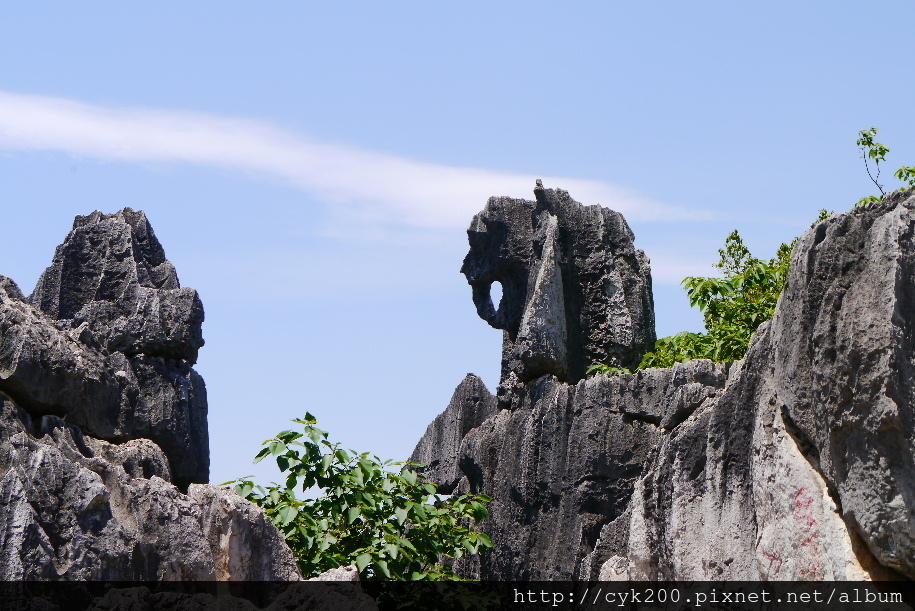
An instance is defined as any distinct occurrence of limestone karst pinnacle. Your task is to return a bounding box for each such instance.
[414,185,915,580]
[0,209,300,581]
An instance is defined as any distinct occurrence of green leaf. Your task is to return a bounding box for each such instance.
[276,430,302,443]
[354,553,372,573]
[394,506,409,525]
[346,506,361,524]
[320,454,333,474]
[253,447,271,464]
[269,441,287,456]
[276,455,291,472]
[277,504,298,526]
[374,559,391,578]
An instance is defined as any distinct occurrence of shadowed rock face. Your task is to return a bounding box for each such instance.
[416,187,915,581]
[461,185,656,392]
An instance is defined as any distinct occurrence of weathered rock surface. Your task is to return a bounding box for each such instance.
[30,209,204,363]
[0,394,300,580]
[625,190,915,580]
[0,209,208,487]
[414,360,725,580]
[0,208,299,582]
[416,186,915,581]
[409,374,498,493]
[461,184,656,393]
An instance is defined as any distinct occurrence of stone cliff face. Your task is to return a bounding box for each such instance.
[413,185,915,580]
[0,209,300,580]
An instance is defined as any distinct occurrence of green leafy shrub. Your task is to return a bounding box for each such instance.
[635,231,792,369]
[226,413,492,580]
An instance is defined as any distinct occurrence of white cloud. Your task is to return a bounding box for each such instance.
[0,90,708,230]
[646,253,719,285]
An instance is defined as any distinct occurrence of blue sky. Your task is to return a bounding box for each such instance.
[1,2,913,485]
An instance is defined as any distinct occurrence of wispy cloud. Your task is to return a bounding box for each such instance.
[0,91,707,230]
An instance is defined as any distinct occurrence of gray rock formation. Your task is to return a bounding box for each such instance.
[415,186,915,581]
[5,208,209,487]
[30,209,204,363]
[0,397,300,580]
[410,374,498,493]
[0,209,300,581]
[413,360,725,580]
[461,184,656,396]
[625,190,915,580]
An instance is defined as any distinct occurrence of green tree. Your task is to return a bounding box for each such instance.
[226,413,492,580]
[640,231,791,368]
[587,127,913,377]
[587,230,792,375]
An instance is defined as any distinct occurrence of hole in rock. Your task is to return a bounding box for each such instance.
[491,281,503,313]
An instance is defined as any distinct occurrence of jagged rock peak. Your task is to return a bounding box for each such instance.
[461,183,655,394]
[2,209,208,487]
[0,275,23,301]
[30,207,204,364]
[0,208,300,582]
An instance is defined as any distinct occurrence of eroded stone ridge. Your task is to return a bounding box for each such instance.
[461,184,656,392]
[415,361,725,580]
[409,374,498,494]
